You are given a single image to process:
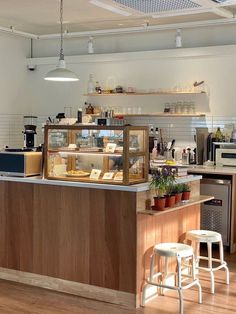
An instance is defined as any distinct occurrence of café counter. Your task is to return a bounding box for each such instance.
[0,174,209,308]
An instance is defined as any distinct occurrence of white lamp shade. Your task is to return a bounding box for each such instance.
[44,59,79,82]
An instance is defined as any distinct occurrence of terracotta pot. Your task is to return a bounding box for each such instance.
[175,192,183,203]
[154,197,166,211]
[165,195,176,208]
[182,191,191,201]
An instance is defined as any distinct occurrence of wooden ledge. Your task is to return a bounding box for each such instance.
[137,195,214,216]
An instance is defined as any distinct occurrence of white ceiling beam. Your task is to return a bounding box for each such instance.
[38,17,236,40]
[0,25,38,39]
[194,0,234,18]
[89,0,132,16]
[152,7,218,18]
[211,7,234,18]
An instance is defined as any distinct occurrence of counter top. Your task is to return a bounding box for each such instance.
[0,174,202,192]
[188,165,236,175]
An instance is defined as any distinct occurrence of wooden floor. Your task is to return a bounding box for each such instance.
[0,249,235,314]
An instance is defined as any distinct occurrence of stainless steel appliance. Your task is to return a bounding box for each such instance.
[200,178,231,246]
[215,148,236,167]
[0,151,42,177]
[195,127,208,165]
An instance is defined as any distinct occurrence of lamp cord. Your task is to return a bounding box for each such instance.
[60,0,64,60]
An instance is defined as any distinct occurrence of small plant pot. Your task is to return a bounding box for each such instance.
[154,197,166,211]
[182,191,191,201]
[165,195,176,208]
[175,192,183,203]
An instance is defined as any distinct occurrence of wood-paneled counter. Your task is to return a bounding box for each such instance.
[0,175,207,308]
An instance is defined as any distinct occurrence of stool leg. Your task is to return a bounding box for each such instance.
[160,256,169,296]
[177,256,183,314]
[192,253,202,304]
[141,253,155,307]
[141,284,148,306]
[194,241,200,268]
[219,239,230,285]
[150,253,155,282]
[207,241,215,294]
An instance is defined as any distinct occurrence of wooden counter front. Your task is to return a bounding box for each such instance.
[0,179,203,308]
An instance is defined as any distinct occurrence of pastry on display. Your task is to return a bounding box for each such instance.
[66,170,90,177]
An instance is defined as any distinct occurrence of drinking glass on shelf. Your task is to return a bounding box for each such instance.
[189,102,196,114]
[64,106,72,118]
[169,104,174,114]
[127,107,132,114]
[176,102,182,114]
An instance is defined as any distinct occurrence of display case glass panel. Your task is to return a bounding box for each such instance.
[44,125,148,185]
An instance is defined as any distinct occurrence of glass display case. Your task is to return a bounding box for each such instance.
[44,125,149,185]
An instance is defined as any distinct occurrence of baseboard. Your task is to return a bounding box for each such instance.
[0,267,135,308]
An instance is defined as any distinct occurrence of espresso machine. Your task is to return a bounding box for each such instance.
[23,116,37,148]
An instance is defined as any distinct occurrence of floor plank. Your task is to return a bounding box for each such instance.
[0,250,235,314]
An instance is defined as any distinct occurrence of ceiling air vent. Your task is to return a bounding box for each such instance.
[112,0,201,14]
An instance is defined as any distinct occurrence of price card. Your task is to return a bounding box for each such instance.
[102,172,114,180]
[113,171,123,181]
[105,143,117,153]
[90,169,101,180]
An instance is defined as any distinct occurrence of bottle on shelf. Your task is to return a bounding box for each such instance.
[87,74,95,94]
[215,127,224,142]
[77,107,83,123]
[95,81,102,94]
[87,36,94,54]
[182,149,189,165]
[86,103,94,114]
[154,127,160,154]
[149,126,154,155]
[175,29,182,48]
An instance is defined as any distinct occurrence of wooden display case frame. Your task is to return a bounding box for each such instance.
[44,125,149,185]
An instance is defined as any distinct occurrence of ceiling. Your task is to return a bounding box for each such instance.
[0,0,236,36]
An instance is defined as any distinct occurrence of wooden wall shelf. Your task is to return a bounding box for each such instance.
[114,113,205,117]
[138,195,214,216]
[84,92,206,97]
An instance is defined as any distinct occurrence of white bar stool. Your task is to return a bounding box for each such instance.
[186,230,229,294]
[142,242,202,314]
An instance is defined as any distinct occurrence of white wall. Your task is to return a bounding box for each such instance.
[27,48,235,117]
[1,23,236,117]
[26,23,236,117]
[0,33,30,114]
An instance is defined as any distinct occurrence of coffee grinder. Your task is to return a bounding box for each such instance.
[23,116,37,148]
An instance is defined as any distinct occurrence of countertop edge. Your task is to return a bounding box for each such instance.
[0,174,202,192]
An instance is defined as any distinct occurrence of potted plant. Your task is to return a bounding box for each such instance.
[150,168,167,210]
[165,184,176,208]
[150,167,176,210]
[182,183,191,201]
[173,184,183,203]
[164,168,176,208]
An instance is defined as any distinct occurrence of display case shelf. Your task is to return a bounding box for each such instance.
[48,150,146,157]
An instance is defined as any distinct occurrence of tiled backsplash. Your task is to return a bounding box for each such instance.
[0,114,47,149]
[126,115,236,149]
[0,114,235,149]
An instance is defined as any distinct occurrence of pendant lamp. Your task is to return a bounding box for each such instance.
[44,0,79,82]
